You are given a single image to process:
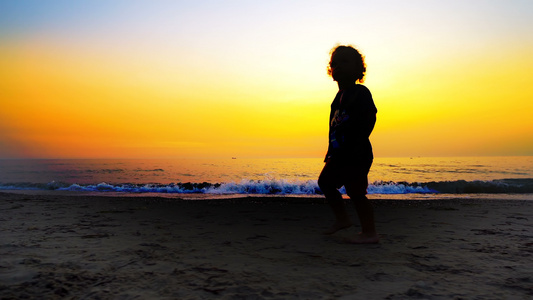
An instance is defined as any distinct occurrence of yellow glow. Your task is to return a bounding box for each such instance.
[0,42,332,158]
[1,1,532,159]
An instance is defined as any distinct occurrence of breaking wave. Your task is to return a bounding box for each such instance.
[1,178,532,195]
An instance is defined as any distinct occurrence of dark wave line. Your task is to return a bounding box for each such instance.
[1,178,533,194]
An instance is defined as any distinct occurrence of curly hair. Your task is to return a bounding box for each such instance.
[327,45,366,83]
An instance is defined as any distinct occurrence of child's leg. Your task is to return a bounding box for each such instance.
[318,161,352,234]
[344,190,379,243]
[344,162,379,244]
[351,194,378,239]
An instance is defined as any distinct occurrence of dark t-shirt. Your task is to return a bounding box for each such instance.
[325,84,377,162]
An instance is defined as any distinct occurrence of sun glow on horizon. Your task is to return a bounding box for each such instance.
[1,1,532,159]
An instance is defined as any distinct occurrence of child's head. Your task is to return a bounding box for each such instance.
[327,45,366,84]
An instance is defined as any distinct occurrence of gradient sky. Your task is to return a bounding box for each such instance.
[1,0,532,159]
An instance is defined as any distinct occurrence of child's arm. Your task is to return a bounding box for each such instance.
[359,112,376,139]
[341,87,377,140]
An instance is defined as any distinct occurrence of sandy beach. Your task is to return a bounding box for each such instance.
[0,192,531,299]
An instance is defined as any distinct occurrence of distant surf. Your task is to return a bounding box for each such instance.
[1,178,532,195]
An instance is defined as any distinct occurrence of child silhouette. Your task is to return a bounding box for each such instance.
[318,45,379,244]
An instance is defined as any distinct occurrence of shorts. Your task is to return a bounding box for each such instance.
[318,157,372,197]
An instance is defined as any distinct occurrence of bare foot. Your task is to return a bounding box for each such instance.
[344,233,380,244]
[322,222,352,235]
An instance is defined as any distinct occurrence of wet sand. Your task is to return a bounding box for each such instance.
[0,192,531,299]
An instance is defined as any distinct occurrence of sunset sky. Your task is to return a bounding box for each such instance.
[1,0,532,159]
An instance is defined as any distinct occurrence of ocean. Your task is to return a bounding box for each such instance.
[1,157,532,200]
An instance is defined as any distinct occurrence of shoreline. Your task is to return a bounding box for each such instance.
[2,189,533,202]
[1,192,532,299]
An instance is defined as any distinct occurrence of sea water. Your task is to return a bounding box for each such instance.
[0,157,532,200]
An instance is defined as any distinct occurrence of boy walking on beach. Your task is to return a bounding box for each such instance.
[318,45,379,244]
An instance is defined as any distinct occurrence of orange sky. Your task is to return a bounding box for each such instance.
[1,1,532,159]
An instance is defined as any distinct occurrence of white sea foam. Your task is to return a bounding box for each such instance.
[0,179,437,195]
[206,179,319,195]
